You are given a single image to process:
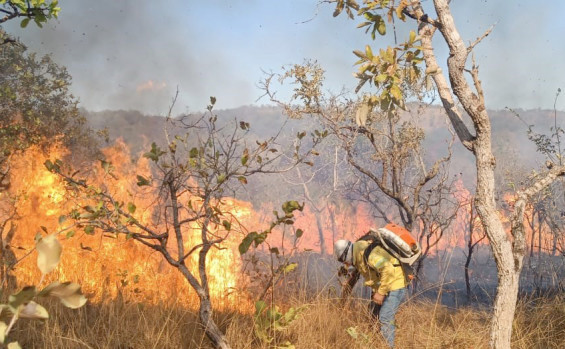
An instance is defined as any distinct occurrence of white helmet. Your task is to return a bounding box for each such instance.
[334,239,353,264]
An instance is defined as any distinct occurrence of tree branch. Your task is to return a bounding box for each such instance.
[467,24,496,53]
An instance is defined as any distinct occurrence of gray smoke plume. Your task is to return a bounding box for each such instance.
[2,0,563,114]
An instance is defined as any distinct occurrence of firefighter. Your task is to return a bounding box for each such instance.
[334,239,408,348]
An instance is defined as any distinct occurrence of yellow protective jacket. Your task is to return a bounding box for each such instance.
[352,240,407,296]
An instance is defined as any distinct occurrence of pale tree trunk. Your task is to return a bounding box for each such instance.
[411,1,565,347]
[314,212,327,254]
[179,264,231,349]
[0,219,18,291]
[296,167,327,254]
[199,298,231,349]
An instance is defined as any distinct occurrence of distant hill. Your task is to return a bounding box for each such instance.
[83,105,564,194]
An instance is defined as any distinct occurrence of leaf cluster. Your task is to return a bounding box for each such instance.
[253,300,304,347]
[239,201,304,255]
[0,232,86,347]
[0,33,92,189]
[0,0,60,27]
[334,1,425,111]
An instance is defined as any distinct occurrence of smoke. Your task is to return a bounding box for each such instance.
[2,0,563,114]
[451,1,565,110]
[3,0,259,114]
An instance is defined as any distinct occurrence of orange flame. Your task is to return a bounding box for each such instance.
[7,140,555,310]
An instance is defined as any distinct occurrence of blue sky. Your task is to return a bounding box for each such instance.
[4,0,565,115]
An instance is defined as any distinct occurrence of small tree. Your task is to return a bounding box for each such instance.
[47,99,321,349]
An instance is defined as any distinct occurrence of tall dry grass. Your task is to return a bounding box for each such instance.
[5,291,565,348]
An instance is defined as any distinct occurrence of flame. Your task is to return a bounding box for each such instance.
[5,141,252,309]
[5,140,557,311]
[136,80,167,93]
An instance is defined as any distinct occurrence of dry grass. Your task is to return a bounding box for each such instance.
[512,294,565,349]
[5,292,565,348]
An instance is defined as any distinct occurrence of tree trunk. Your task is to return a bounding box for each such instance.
[199,297,231,349]
[0,219,17,291]
[314,211,327,255]
[464,234,474,300]
[328,204,338,247]
[178,265,232,349]
[412,1,565,346]
[528,211,535,268]
[490,267,520,346]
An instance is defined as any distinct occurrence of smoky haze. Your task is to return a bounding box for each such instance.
[2,0,564,114]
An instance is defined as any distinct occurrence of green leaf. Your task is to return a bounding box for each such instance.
[100,159,111,173]
[8,287,37,310]
[127,202,136,214]
[270,247,280,255]
[238,176,248,185]
[136,175,150,186]
[375,74,388,83]
[283,306,302,324]
[36,234,62,274]
[396,1,407,20]
[143,142,166,162]
[241,155,249,166]
[239,232,257,254]
[365,45,373,59]
[390,84,403,101]
[65,230,75,239]
[295,229,303,238]
[346,326,359,339]
[189,147,199,158]
[283,263,298,273]
[84,225,95,235]
[217,174,226,184]
[282,201,303,214]
[333,0,344,17]
[254,232,267,246]
[222,220,231,231]
[255,300,267,315]
[353,50,366,59]
[40,159,52,171]
[20,18,30,28]
[58,215,67,225]
[409,30,416,44]
[267,306,282,321]
[375,15,386,36]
